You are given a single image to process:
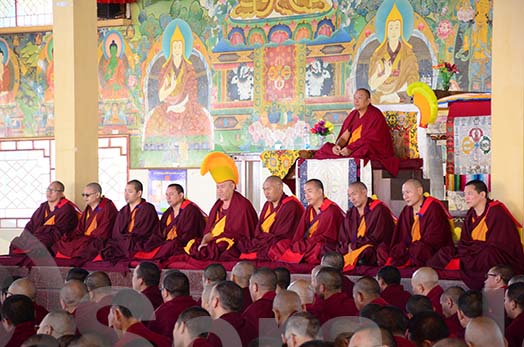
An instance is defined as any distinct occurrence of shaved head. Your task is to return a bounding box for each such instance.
[465,316,504,347]
[320,252,344,271]
[203,263,227,285]
[84,271,111,291]
[316,267,342,292]
[38,310,76,338]
[250,267,277,301]
[353,276,381,311]
[8,278,36,301]
[60,280,88,312]
[404,178,424,189]
[411,267,439,294]
[265,175,284,186]
[231,261,256,288]
[349,326,395,347]
[288,279,315,305]
[433,338,467,347]
[273,290,302,327]
[349,181,367,191]
[201,283,214,312]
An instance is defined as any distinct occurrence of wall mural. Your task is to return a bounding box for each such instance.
[0,0,492,168]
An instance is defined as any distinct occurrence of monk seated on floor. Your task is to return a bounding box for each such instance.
[336,182,395,270]
[100,179,163,263]
[53,182,118,266]
[456,179,524,290]
[185,152,258,261]
[146,183,207,262]
[10,181,80,258]
[269,179,344,264]
[385,178,455,268]
[314,88,400,176]
[237,175,304,261]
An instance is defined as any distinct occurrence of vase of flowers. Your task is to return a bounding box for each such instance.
[434,61,459,91]
[311,119,334,147]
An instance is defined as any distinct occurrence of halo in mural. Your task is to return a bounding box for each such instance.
[103,30,125,60]
[375,0,414,43]
[162,19,193,60]
[46,37,54,61]
[0,38,9,64]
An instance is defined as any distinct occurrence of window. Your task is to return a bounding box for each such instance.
[0,0,53,28]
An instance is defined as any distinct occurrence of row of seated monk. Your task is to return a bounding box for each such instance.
[1,258,524,347]
[5,175,524,292]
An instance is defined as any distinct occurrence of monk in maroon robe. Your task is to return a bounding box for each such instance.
[336,182,395,270]
[53,182,117,266]
[457,180,524,290]
[314,88,399,176]
[377,266,411,313]
[10,181,80,257]
[101,180,162,263]
[0,295,36,347]
[386,179,455,268]
[504,283,524,347]
[242,268,277,336]
[146,184,206,262]
[186,180,258,261]
[269,179,344,264]
[237,176,304,260]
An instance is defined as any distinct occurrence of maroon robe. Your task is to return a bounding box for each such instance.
[242,291,276,335]
[342,276,354,298]
[149,295,198,338]
[269,198,344,264]
[237,194,304,260]
[101,199,162,262]
[75,295,117,344]
[445,313,464,338]
[152,200,206,261]
[458,200,524,290]
[142,285,163,310]
[308,291,358,323]
[192,338,215,347]
[387,196,455,268]
[394,336,416,347]
[218,311,257,347]
[380,284,411,313]
[427,285,444,316]
[188,191,258,261]
[114,321,171,347]
[53,197,118,265]
[506,312,524,347]
[10,198,79,255]
[34,303,48,325]
[336,198,395,267]
[1,321,36,347]
[241,286,253,312]
[314,104,400,176]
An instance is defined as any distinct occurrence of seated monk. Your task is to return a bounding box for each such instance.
[10,181,80,257]
[457,180,524,290]
[314,88,400,176]
[185,152,258,261]
[336,182,395,270]
[100,180,163,263]
[237,175,304,260]
[148,183,206,261]
[54,182,118,266]
[269,179,344,264]
[385,178,455,268]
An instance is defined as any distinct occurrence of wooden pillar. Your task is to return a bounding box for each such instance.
[492,0,524,221]
[53,0,98,205]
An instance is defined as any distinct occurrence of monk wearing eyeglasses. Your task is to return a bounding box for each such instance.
[9,181,80,257]
[53,182,118,266]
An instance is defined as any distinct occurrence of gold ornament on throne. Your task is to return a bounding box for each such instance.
[231,0,332,19]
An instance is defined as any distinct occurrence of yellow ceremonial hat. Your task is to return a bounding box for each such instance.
[200,152,239,184]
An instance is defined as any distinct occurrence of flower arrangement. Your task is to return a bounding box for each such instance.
[434,61,459,91]
[310,119,334,136]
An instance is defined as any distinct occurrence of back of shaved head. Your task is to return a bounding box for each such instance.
[84,271,111,294]
[354,276,380,296]
[204,263,227,284]
[60,280,88,311]
[441,286,465,305]
[288,279,315,305]
[316,267,342,292]
[231,261,256,287]
[273,290,302,316]
[320,251,344,271]
[41,310,77,337]
[9,277,37,301]
[412,267,439,287]
[349,326,396,347]
[433,338,467,347]
[250,267,277,291]
[465,317,504,347]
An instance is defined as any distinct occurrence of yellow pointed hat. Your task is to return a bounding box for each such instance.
[200,152,239,184]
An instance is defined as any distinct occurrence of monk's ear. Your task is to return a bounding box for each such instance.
[301,303,307,312]
[422,339,433,347]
